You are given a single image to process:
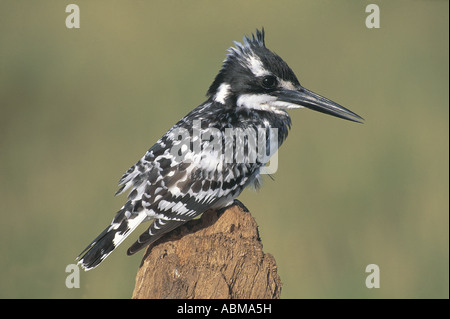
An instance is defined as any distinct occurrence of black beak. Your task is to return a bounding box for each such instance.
[277,87,364,123]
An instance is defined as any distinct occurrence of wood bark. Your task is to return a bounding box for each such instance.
[132,202,282,299]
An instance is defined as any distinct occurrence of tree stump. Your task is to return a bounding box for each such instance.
[132,202,282,299]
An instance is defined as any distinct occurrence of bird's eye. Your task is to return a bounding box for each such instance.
[261,75,278,89]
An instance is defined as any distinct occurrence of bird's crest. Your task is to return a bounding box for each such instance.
[207,28,268,97]
[228,28,266,57]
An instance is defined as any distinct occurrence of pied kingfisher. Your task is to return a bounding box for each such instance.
[77,29,363,270]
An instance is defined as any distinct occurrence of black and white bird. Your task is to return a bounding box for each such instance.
[77,29,363,271]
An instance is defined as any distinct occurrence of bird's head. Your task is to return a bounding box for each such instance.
[207,28,363,123]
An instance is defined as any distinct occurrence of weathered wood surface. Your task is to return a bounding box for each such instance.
[132,203,282,299]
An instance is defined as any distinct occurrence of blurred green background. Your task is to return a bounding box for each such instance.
[0,0,448,299]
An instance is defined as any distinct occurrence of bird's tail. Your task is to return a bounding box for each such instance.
[127,218,186,256]
[76,206,147,271]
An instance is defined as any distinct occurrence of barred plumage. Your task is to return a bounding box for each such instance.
[77,29,363,271]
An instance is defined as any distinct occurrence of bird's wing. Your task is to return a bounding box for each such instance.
[78,107,263,269]
[121,124,259,254]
